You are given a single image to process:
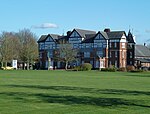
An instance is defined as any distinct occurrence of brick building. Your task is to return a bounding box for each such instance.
[37,28,135,69]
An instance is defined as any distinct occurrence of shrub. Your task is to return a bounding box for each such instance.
[118,67,126,72]
[73,66,81,71]
[101,67,116,72]
[130,69,144,73]
[80,63,92,71]
[126,65,135,72]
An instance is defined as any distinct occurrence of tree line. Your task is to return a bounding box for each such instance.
[0,29,38,70]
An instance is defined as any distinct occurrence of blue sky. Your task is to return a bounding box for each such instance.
[0,0,150,44]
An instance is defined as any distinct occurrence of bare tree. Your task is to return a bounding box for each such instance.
[0,32,20,67]
[17,29,38,70]
[55,43,78,70]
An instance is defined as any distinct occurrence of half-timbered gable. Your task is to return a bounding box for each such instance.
[94,31,108,48]
[69,29,82,44]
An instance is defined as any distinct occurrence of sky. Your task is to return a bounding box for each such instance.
[0,0,150,44]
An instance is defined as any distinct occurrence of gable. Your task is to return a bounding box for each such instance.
[45,36,54,42]
[120,33,127,42]
[69,30,82,43]
[94,33,105,40]
[70,30,81,38]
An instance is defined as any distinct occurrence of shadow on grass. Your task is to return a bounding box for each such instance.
[0,85,150,108]
[0,92,150,108]
[5,84,150,96]
[124,72,150,78]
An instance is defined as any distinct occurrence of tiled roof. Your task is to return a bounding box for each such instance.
[82,34,96,43]
[38,34,60,43]
[100,31,109,39]
[37,35,47,42]
[107,31,125,39]
[75,28,96,38]
[50,34,60,40]
[57,35,68,43]
[135,45,150,57]
[136,58,150,63]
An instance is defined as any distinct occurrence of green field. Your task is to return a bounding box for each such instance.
[0,70,150,114]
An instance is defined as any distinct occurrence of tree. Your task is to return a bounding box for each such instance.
[0,32,20,67]
[55,43,78,70]
[17,29,38,70]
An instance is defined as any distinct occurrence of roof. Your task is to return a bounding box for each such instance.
[127,30,135,43]
[37,35,47,42]
[135,45,150,57]
[50,34,60,40]
[107,31,125,39]
[75,28,96,38]
[100,31,109,39]
[57,35,69,43]
[82,34,96,43]
[136,58,150,63]
[37,34,60,43]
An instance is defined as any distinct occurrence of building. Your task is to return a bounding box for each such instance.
[135,44,150,69]
[37,28,135,69]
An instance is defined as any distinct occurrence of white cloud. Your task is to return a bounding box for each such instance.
[32,23,58,29]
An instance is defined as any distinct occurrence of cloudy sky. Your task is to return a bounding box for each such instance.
[0,0,150,44]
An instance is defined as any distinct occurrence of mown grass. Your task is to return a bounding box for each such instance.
[0,70,150,114]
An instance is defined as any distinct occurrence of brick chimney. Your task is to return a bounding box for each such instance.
[67,31,71,36]
[104,28,111,32]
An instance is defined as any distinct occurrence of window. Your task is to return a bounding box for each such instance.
[114,42,117,48]
[97,43,102,47]
[73,43,78,48]
[39,52,42,58]
[122,43,125,48]
[115,51,117,57]
[110,51,112,57]
[39,43,44,50]
[110,42,112,48]
[94,43,98,48]
[84,52,90,58]
[109,61,112,66]
[97,51,103,57]
[130,52,132,58]
[115,61,117,67]
[49,51,53,57]
[122,51,124,58]
[130,61,132,65]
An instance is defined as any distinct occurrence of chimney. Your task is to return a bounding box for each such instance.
[67,31,71,36]
[104,28,111,32]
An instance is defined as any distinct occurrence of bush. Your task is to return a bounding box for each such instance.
[118,67,126,72]
[73,63,92,71]
[130,69,144,73]
[80,63,92,71]
[101,67,116,72]
[73,66,82,71]
[126,65,135,72]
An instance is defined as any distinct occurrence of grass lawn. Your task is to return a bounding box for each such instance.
[0,70,150,114]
